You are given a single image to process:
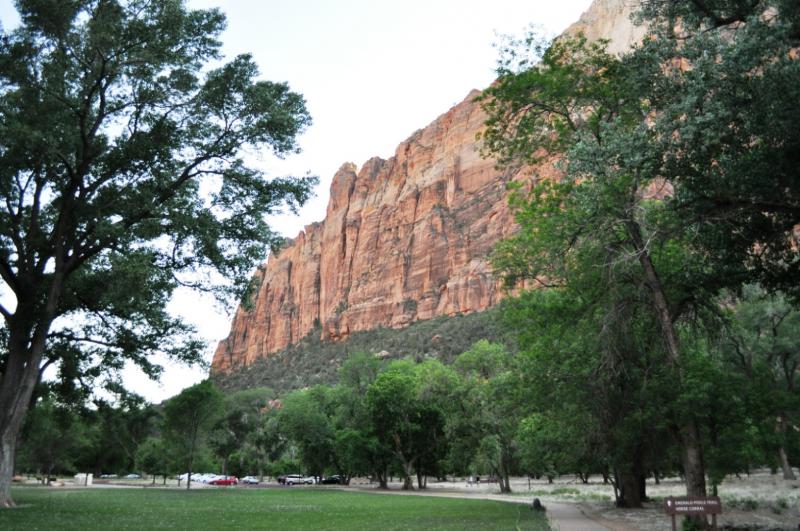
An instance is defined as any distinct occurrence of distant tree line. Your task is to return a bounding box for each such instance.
[16,294,798,504]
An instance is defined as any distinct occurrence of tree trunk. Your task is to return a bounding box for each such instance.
[617,450,645,508]
[639,473,648,502]
[777,416,796,480]
[0,437,17,507]
[0,319,53,508]
[499,465,512,494]
[401,460,414,490]
[617,471,642,508]
[376,469,388,489]
[626,219,708,524]
[679,421,707,497]
[778,446,796,480]
[678,420,709,529]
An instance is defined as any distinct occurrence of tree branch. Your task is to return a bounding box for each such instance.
[690,0,761,27]
[50,331,120,349]
[0,302,11,321]
[0,256,21,297]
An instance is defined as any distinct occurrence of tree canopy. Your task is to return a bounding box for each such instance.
[0,0,314,507]
[479,0,799,522]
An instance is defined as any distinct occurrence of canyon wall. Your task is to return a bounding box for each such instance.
[211,0,640,374]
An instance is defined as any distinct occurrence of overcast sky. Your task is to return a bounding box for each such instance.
[0,0,594,402]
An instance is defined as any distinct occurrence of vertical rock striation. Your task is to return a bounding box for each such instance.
[211,0,641,374]
[212,91,535,373]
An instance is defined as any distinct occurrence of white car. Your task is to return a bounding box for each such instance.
[241,476,259,484]
[284,474,315,485]
[184,473,211,483]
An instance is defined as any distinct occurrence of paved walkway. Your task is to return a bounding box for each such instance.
[545,501,611,530]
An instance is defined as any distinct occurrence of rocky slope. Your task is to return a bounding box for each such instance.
[211,0,641,375]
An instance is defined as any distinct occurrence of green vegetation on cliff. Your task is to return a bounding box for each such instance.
[212,309,510,394]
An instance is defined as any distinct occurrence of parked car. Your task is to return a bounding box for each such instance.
[280,474,314,485]
[240,476,259,484]
[210,475,238,486]
[124,473,140,479]
[319,475,342,484]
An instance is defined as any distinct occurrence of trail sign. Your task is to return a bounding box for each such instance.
[664,496,722,530]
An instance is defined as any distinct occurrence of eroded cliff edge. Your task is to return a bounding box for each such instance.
[212,91,534,373]
[211,0,642,375]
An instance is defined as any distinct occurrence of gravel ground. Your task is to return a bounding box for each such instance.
[398,470,800,530]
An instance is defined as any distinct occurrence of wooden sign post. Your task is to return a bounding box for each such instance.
[664,496,722,530]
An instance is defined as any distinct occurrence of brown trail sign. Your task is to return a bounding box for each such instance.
[664,496,722,530]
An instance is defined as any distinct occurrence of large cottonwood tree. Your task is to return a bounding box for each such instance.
[0,0,314,506]
[483,33,715,503]
[481,1,798,524]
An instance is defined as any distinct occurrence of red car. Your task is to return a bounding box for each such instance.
[210,476,238,486]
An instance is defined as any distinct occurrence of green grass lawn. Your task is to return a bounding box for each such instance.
[1,486,549,530]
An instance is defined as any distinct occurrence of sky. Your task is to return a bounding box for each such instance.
[0,0,594,403]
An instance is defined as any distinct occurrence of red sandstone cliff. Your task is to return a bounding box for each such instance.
[211,0,641,374]
[212,92,535,373]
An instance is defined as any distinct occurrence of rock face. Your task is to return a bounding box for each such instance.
[211,0,641,374]
[212,92,536,373]
[563,0,646,54]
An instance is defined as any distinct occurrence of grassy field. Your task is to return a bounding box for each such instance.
[1,486,549,530]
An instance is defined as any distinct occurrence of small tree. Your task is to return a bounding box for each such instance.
[330,353,384,485]
[163,380,223,489]
[276,386,337,479]
[209,387,274,477]
[248,411,286,481]
[453,342,521,493]
[136,437,169,485]
[365,361,445,491]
